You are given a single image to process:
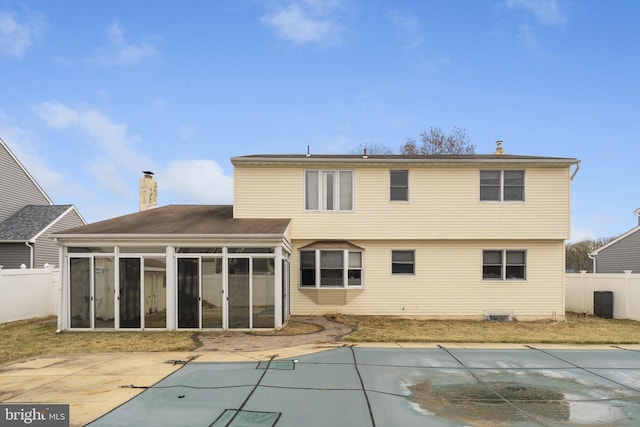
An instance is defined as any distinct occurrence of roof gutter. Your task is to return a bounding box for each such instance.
[232,156,581,167]
[570,161,581,181]
[54,233,287,241]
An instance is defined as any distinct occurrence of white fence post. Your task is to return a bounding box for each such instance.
[579,270,588,314]
[624,270,632,319]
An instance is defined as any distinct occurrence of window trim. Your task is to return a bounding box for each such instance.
[480,170,525,202]
[390,170,409,202]
[482,249,527,281]
[305,170,354,212]
[299,248,363,288]
[391,250,415,275]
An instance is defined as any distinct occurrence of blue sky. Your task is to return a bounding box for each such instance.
[0,0,638,241]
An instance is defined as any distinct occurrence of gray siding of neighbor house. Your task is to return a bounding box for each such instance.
[0,142,51,222]
[0,243,30,268]
[595,228,640,273]
[34,209,85,268]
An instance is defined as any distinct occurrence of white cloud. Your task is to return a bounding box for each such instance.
[35,101,154,200]
[0,11,41,58]
[177,123,196,140]
[0,116,80,203]
[34,101,233,210]
[35,101,79,128]
[262,1,343,45]
[516,24,549,58]
[504,0,565,26]
[386,9,424,51]
[90,21,158,66]
[159,160,233,204]
[36,101,141,164]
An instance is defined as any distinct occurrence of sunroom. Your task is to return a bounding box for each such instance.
[54,205,292,331]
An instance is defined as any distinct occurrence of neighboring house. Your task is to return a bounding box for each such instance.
[0,138,86,268]
[54,144,580,330]
[590,208,640,273]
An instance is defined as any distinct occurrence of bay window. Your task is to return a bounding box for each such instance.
[300,248,363,288]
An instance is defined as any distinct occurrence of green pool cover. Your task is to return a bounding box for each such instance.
[88,345,640,426]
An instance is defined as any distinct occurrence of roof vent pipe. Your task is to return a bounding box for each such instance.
[495,140,505,155]
[363,148,368,159]
[306,145,311,157]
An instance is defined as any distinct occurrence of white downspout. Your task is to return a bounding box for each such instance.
[25,241,34,268]
[588,251,597,273]
[570,162,581,181]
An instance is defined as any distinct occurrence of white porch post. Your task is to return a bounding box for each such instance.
[58,246,68,331]
[274,246,283,328]
[166,246,176,330]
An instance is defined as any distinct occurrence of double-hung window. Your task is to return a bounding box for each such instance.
[390,170,409,201]
[391,250,415,274]
[305,170,353,211]
[480,170,524,201]
[300,249,362,287]
[482,250,526,280]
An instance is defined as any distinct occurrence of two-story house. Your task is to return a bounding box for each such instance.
[54,145,579,330]
[0,137,85,268]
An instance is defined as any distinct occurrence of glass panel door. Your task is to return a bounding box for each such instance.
[202,258,223,328]
[177,258,200,328]
[228,258,250,328]
[70,258,91,328]
[94,257,114,328]
[252,258,275,328]
[144,258,166,328]
[119,258,141,328]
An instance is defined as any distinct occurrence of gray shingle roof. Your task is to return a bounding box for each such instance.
[56,205,291,236]
[0,205,72,240]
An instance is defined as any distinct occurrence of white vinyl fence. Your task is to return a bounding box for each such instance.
[566,271,640,320]
[0,266,60,323]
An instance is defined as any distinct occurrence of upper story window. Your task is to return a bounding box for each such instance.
[390,170,409,201]
[480,170,525,201]
[305,170,353,211]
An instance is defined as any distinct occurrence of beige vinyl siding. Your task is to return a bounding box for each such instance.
[234,164,572,240]
[290,240,565,320]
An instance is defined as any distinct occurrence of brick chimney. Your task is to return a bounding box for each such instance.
[495,140,505,155]
[139,171,157,211]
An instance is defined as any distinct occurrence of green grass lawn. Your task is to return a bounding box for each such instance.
[1,313,638,366]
